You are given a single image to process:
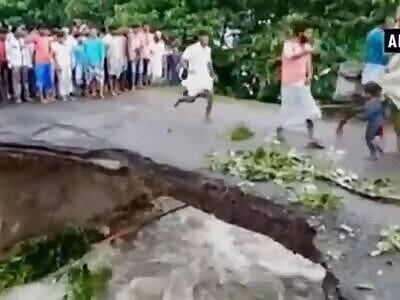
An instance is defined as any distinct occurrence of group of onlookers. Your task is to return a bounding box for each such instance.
[0,23,182,104]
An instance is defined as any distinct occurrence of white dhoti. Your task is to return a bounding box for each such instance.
[151,55,164,80]
[278,85,321,128]
[361,63,385,85]
[377,54,400,109]
[108,58,125,77]
[58,66,73,97]
[182,72,213,97]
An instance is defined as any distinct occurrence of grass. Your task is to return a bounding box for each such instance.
[230,126,255,141]
[227,124,255,142]
[296,191,341,211]
[64,264,112,300]
[0,227,103,294]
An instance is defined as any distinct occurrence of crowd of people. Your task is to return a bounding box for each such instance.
[0,23,182,104]
[0,17,395,160]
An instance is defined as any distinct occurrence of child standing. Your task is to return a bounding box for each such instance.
[336,82,385,160]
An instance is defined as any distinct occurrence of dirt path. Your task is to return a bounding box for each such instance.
[0,87,399,299]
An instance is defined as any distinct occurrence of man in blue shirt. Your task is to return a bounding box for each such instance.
[361,17,394,85]
[73,33,86,96]
[83,28,106,98]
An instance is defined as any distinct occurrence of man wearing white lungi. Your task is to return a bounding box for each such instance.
[276,22,323,148]
[174,30,215,122]
[150,31,166,82]
[52,31,73,101]
[104,28,127,96]
[63,27,77,96]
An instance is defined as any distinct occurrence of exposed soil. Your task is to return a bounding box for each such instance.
[0,142,341,299]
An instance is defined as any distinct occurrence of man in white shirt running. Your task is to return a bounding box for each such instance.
[174,30,216,122]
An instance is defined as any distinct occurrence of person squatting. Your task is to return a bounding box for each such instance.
[0,23,182,104]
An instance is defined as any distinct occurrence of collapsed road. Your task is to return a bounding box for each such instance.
[0,142,337,299]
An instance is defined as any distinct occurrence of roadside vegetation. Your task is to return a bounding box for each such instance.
[0,227,111,299]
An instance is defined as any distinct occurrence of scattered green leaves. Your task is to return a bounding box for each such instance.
[210,147,398,209]
[64,264,112,300]
[296,191,341,210]
[322,169,398,200]
[210,147,314,183]
[370,226,400,257]
[228,124,255,142]
[210,148,342,210]
[0,228,103,294]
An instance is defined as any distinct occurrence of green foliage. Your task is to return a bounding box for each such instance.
[210,146,399,209]
[0,0,398,101]
[0,228,103,294]
[64,264,112,300]
[228,124,255,141]
[209,147,314,183]
[325,168,398,198]
[370,225,400,257]
[296,191,341,210]
[210,148,342,210]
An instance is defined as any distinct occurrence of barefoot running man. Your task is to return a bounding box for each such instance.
[174,30,216,122]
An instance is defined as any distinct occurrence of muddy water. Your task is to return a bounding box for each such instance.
[0,207,325,300]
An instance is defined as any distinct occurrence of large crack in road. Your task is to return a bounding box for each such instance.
[0,142,341,299]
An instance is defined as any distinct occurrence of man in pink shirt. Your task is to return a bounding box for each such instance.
[127,27,141,89]
[26,28,53,103]
[276,22,323,149]
[138,24,153,88]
